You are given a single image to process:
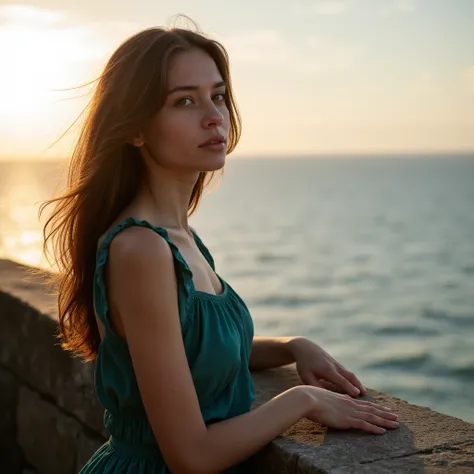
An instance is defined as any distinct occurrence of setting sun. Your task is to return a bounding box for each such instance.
[0,15,92,156]
[0,5,133,158]
[0,25,64,120]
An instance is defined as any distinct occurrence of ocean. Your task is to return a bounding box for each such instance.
[1,154,473,422]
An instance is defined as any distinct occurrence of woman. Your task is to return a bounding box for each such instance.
[41,24,399,473]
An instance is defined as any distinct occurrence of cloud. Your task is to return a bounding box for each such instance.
[0,4,141,64]
[379,0,415,16]
[290,0,354,16]
[299,36,366,74]
[223,29,365,78]
[0,4,66,25]
[224,30,291,65]
[311,0,349,15]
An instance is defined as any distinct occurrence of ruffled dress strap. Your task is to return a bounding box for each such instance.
[94,216,196,338]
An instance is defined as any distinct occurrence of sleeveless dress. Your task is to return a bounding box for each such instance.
[79,217,256,473]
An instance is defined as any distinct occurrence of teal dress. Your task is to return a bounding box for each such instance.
[80,217,256,473]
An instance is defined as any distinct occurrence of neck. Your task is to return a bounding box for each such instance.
[135,161,199,233]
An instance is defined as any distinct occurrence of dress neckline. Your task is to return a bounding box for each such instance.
[103,217,229,300]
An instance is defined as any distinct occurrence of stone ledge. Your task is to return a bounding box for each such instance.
[250,368,474,473]
[1,258,474,473]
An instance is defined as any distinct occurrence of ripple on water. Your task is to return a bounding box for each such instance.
[251,294,328,308]
[364,352,433,371]
[254,252,296,263]
[461,264,474,275]
[421,306,474,328]
[451,364,474,380]
[227,268,272,278]
[336,270,391,286]
[370,325,440,337]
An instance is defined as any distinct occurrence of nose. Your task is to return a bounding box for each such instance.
[202,103,224,129]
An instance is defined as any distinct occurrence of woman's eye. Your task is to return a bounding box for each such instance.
[176,97,193,106]
[175,93,226,107]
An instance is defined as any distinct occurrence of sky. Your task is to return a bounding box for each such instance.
[0,0,473,160]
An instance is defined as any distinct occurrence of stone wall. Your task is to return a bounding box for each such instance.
[1,258,474,473]
[0,261,106,474]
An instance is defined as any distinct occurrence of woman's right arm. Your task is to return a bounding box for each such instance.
[107,227,398,474]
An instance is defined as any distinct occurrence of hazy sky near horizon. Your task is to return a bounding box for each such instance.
[0,0,473,159]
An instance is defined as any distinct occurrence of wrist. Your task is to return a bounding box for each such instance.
[286,336,307,360]
[296,385,326,418]
[291,385,315,417]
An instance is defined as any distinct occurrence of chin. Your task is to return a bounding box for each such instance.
[199,153,227,172]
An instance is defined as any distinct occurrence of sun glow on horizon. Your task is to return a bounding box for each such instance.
[0,5,140,158]
[0,2,473,159]
[0,14,90,156]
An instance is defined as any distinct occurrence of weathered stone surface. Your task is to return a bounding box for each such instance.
[246,442,301,474]
[0,293,58,393]
[0,367,23,474]
[0,262,106,436]
[0,366,18,434]
[0,435,24,474]
[17,386,80,474]
[330,441,474,473]
[251,367,474,473]
[0,259,58,318]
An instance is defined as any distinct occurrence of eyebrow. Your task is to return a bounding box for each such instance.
[166,80,226,96]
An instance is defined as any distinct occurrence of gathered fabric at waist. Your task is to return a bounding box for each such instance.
[104,411,250,473]
[104,410,157,446]
[108,435,163,458]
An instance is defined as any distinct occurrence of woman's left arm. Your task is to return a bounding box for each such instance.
[248,336,297,371]
[249,336,367,397]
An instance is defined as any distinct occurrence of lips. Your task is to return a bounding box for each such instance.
[199,135,226,147]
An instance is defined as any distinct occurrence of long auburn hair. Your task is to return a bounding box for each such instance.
[40,25,241,362]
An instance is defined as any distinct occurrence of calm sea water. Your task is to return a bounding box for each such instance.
[1,155,473,422]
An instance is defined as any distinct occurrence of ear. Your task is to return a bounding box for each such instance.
[129,132,145,148]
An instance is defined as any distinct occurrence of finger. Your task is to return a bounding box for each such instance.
[357,405,399,421]
[336,365,366,394]
[327,370,361,397]
[301,371,323,388]
[355,401,397,414]
[357,412,400,430]
[349,418,386,435]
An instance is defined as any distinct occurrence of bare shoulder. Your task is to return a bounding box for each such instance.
[109,225,168,255]
[101,225,176,339]
[107,225,173,273]
[104,225,176,322]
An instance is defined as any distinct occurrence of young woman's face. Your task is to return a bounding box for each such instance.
[142,48,230,173]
